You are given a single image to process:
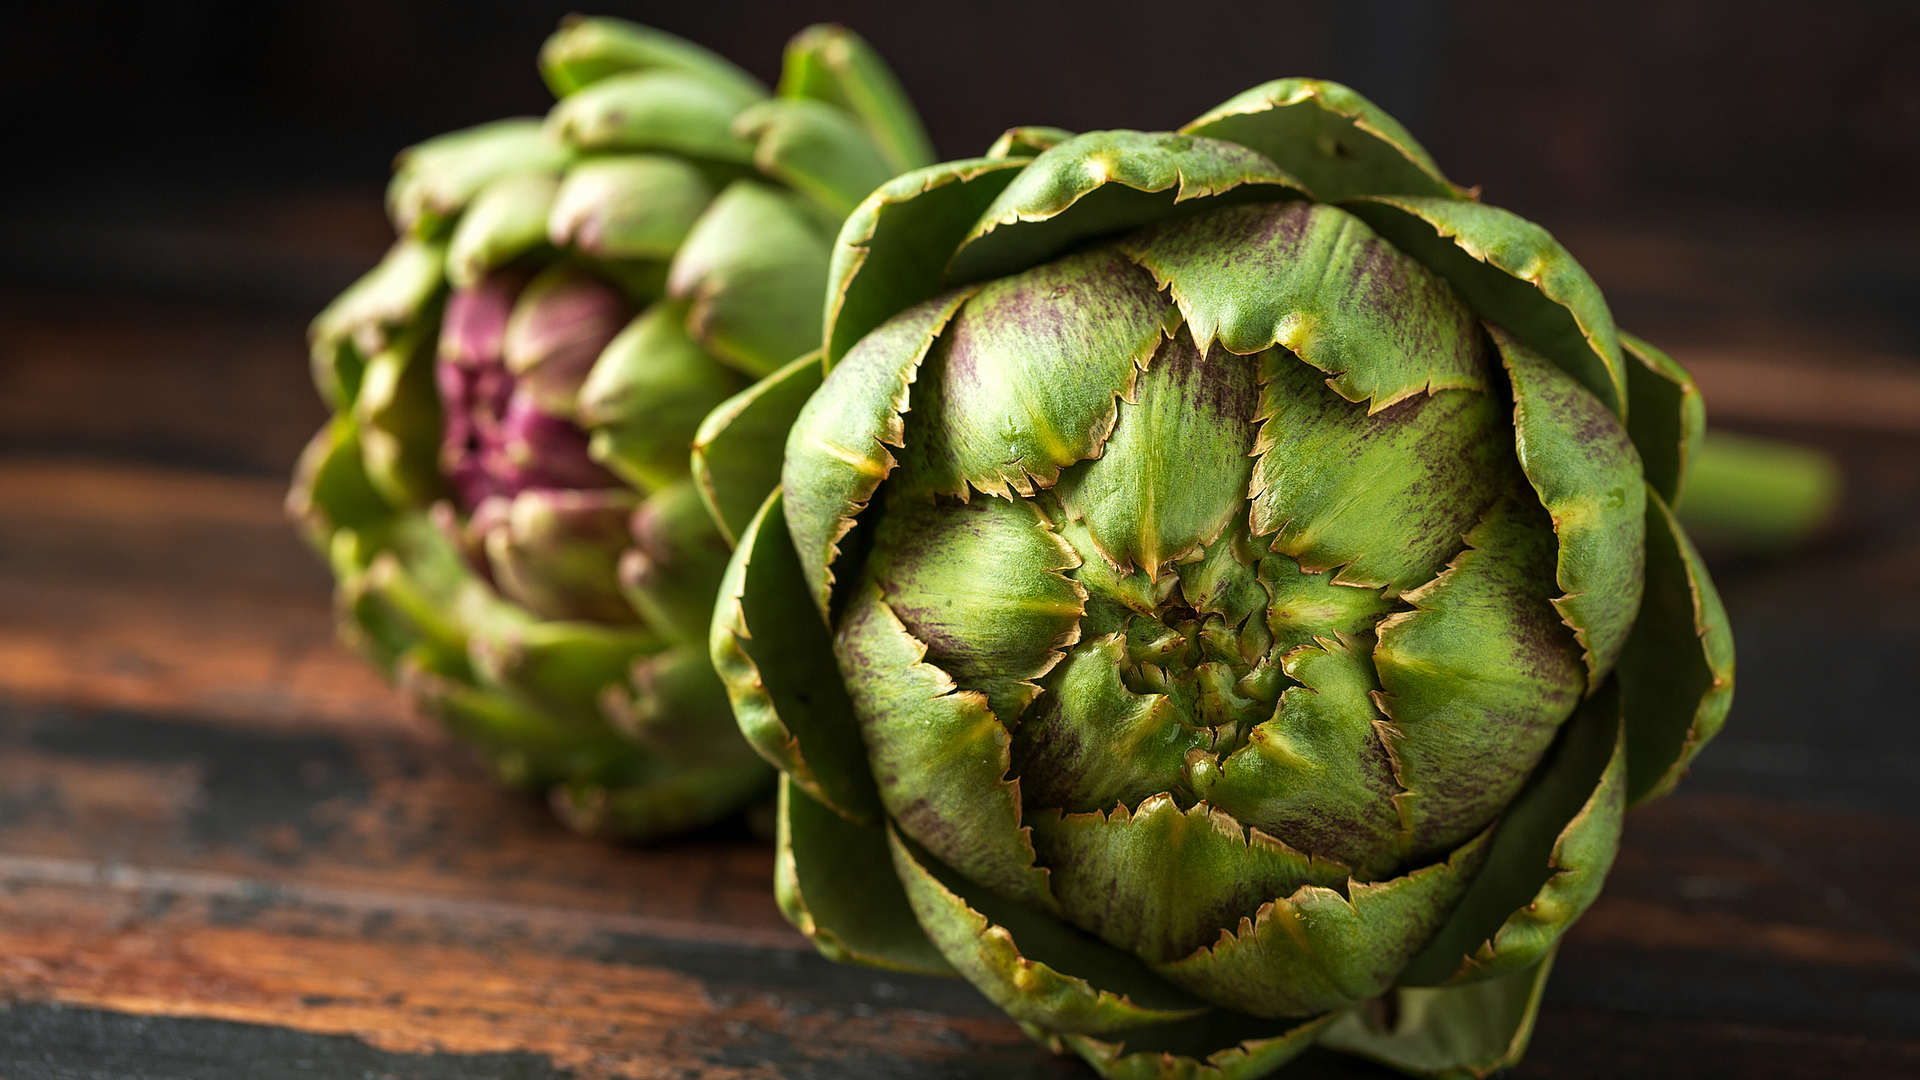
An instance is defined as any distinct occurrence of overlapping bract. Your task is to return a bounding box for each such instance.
[290,17,930,840]
[706,81,1733,1076]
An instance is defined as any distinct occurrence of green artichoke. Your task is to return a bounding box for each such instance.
[703,83,1733,1076]
[289,17,931,840]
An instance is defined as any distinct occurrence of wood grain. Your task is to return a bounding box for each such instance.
[1,458,1915,1077]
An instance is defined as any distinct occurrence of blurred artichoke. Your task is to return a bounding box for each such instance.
[290,17,931,840]
[704,84,1733,1075]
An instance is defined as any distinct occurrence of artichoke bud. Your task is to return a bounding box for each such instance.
[289,416,392,549]
[549,155,714,263]
[447,171,561,287]
[480,487,643,624]
[666,179,834,377]
[546,70,760,161]
[578,301,746,492]
[387,118,572,238]
[501,263,635,419]
[616,480,732,644]
[538,15,766,102]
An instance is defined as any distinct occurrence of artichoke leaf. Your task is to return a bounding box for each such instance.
[1054,1010,1337,1080]
[551,754,773,842]
[578,300,746,494]
[784,289,972,615]
[387,119,571,239]
[1120,200,1488,411]
[1027,795,1350,966]
[617,480,734,644]
[825,156,1030,366]
[1372,495,1589,865]
[692,351,825,546]
[1249,348,1509,596]
[1345,196,1626,417]
[402,655,638,790]
[865,496,1086,726]
[548,155,714,263]
[947,130,1309,287]
[735,96,899,219]
[837,581,1059,914]
[546,69,760,161]
[1498,328,1646,687]
[888,824,1211,1036]
[448,171,559,287]
[1398,680,1624,986]
[711,490,882,823]
[1200,635,1408,880]
[288,417,393,549]
[893,246,1173,503]
[1183,78,1460,204]
[355,324,448,511]
[1010,634,1210,815]
[778,24,935,175]
[1619,490,1734,805]
[1152,826,1493,1018]
[986,126,1076,160]
[777,776,955,975]
[1054,329,1259,578]
[309,236,446,406]
[601,643,745,761]
[1621,332,1705,507]
[466,616,659,730]
[1318,946,1556,1079]
[668,180,834,377]
[538,15,765,101]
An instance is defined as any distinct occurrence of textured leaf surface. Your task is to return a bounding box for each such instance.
[1372,496,1587,863]
[578,300,744,493]
[1154,829,1491,1017]
[866,497,1085,725]
[1250,350,1509,596]
[948,130,1306,287]
[776,777,954,975]
[836,582,1056,912]
[1499,330,1646,686]
[1399,682,1624,987]
[1029,795,1348,964]
[1183,79,1457,203]
[889,827,1209,1036]
[784,291,969,615]
[893,247,1171,501]
[1347,196,1624,416]
[1055,331,1258,577]
[1619,490,1734,804]
[1122,201,1486,411]
[710,490,881,822]
[825,157,1028,366]
[1199,636,1406,879]
[691,352,824,545]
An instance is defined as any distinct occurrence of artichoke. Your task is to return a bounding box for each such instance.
[289,17,931,840]
[703,84,1733,1075]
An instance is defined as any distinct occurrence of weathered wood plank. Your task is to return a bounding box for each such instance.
[1,457,1916,1076]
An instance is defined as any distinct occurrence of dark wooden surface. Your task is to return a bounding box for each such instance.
[2,199,1919,1075]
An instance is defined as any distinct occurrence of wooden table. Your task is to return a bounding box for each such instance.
[2,231,1919,1073]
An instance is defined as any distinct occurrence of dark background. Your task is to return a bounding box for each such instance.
[3,0,1918,475]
